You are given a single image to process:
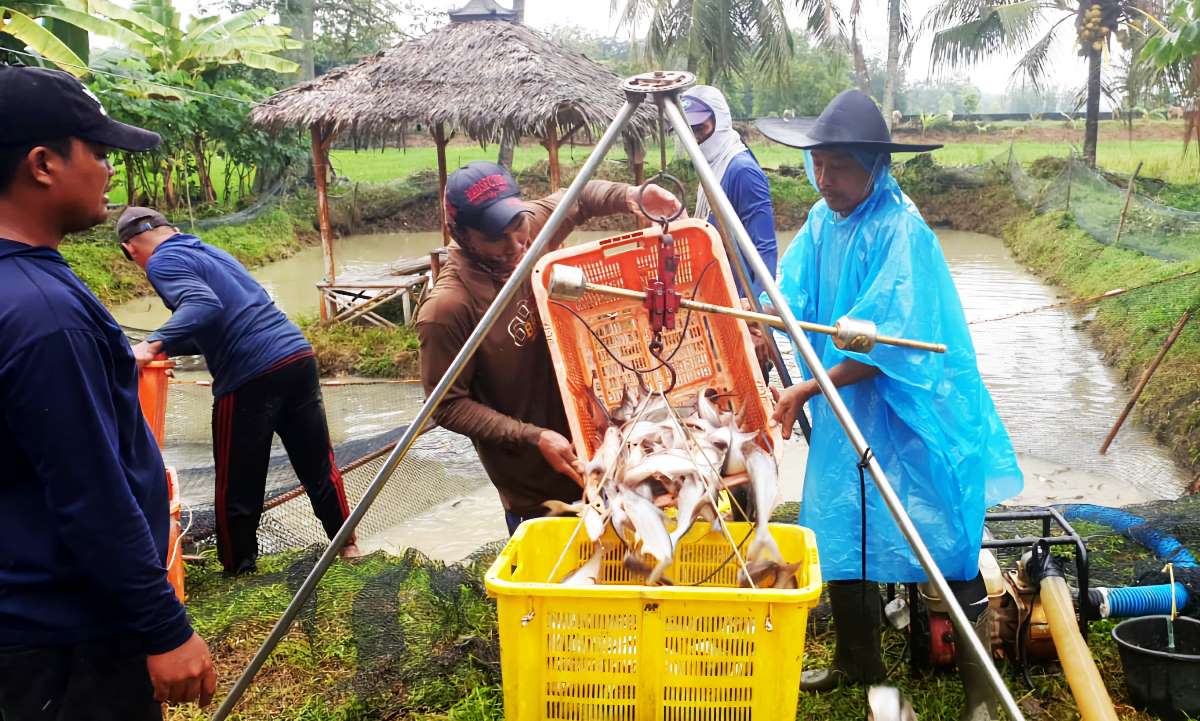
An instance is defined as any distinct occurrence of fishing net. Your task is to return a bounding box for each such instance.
[167,544,505,721]
[166,379,496,556]
[1004,151,1200,262]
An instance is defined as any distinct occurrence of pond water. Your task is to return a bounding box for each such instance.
[109,227,1191,560]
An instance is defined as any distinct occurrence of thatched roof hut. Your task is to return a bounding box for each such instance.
[252,19,654,151]
[251,11,655,314]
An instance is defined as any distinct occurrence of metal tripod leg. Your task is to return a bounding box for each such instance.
[706,207,811,442]
[659,92,1025,721]
[208,96,646,721]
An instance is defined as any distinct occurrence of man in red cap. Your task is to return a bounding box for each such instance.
[416,161,681,534]
[0,65,214,719]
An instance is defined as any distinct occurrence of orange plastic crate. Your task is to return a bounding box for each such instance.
[531,220,778,461]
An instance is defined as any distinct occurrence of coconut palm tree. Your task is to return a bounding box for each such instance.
[609,0,795,84]
[925,0,1164,166]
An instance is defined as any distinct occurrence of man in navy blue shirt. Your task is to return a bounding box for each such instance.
[0,66,215,719]
[117,207,359,576]
[680,85,778,298]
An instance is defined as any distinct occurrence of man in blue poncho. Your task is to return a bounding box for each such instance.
[758,91,1023,720]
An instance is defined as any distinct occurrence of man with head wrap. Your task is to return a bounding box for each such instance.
[681,86,777,298]
[757,91,1023,721]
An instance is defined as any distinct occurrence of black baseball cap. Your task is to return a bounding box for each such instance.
[0,66,161,151]
[444,161,528,236]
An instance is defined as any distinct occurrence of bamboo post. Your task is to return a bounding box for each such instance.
[311,125,337,321]
[1114,160,1144,247]
[432,123,451,246]
[545,120,561,192]
[1100,309,1192,454]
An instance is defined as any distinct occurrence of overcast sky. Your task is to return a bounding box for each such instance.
[165,0,1095,101]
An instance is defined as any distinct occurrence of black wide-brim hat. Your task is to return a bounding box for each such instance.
[756,89,943,153]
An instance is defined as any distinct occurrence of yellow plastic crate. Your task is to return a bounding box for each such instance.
[484,518,822,720]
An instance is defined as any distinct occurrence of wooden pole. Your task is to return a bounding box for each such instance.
[1114,160,1144,247]
[625,134,646,185]
[1064,152,1073,212]
[1100,309,1192,454]
[545,120,561,192]
[311,125,336,321]
[432,123,450,246]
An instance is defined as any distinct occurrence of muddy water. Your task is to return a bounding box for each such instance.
[110,228,1191,561]
[110,231,446,331]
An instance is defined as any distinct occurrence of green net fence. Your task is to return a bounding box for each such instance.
[1005,152,1200,262]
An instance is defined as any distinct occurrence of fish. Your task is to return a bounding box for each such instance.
[707,424,760,475]
[696,385,724,427]
[610,385,639,426]
[584,385,612,438]
[586,426,622,485]
[737,559,803,589]
[563,542,605,586]
[625,420,667,448]
[670,474,714,547]
[743,440,783,564]
[543,499,586,516]
[639,396,673,424]
[544,499,607,543]
[618,486,674,584]
[622,451,699,486]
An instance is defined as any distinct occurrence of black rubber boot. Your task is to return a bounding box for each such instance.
[956,608,999,721]
[800,580,887,691]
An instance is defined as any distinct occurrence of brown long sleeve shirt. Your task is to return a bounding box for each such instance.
[415,180,631,517]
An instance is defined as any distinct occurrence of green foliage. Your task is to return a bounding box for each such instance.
[750,36,853,117]
[611,0,794,85]
[299,317,420,378]
[0,5,87,74]
[60,206,309,306]
[172,548,501,721]
[1143,0,1200,67]
[8,0,307,212]
[89,54,308,210]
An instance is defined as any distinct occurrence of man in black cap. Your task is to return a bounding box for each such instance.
[0,65,215,719]
[116,206,360,576]
[416,161,681,534]
[758,90,1023,720]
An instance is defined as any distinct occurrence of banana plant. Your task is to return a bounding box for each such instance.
[14,0,301,77]
[0,6,87,76]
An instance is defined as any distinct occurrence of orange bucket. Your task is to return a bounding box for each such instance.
[136,356,185,601]
[137,358,174,449]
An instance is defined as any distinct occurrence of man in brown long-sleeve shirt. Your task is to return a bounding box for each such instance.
[416,161,682,534]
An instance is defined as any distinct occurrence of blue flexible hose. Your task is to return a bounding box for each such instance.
[1057,504,1198,568]
[1095,584,1191,618]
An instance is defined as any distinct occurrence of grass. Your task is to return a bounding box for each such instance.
[169,537,1175,720]
[329,130,1200,188]
[166,546,500,721]
[299,316,421,378]
[60,203,316,307]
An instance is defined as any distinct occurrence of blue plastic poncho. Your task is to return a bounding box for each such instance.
[777,156,1023,583]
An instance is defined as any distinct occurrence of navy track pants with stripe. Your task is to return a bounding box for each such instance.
[212,353,351,574]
